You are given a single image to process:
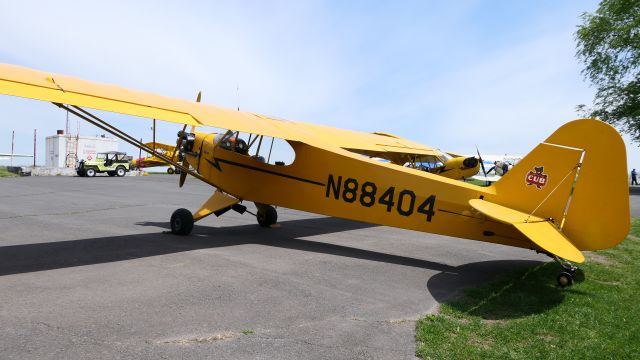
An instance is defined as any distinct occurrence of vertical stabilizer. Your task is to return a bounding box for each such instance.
[491,119,629,250]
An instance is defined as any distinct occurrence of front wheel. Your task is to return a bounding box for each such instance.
[257,205,278,227]
[85,168,96,177]
[116,167,126,177]
[167,167,175,175]
[170,208,194,235]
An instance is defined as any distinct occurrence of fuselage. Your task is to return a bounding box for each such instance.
[185,131,532,250]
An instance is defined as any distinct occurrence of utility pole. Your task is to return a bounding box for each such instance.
[33,129,37,167]
[152,119,156,151]
[138,138,142,170]
[10,130,14,167]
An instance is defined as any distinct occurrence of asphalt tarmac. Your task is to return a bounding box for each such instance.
[0,176,634,359]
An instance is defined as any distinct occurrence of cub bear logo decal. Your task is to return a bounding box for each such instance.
[525,166,548,189]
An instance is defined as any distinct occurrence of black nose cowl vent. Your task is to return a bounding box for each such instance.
[463,156,478,168]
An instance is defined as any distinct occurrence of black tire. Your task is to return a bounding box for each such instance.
[557,272,574,288]
[175,168,181,175]
[107,171,116,177]
[85,168,96,177]
[116,167,126,177]
[257,205,278,227]
[170,208,194,235]
[167,167,175,174]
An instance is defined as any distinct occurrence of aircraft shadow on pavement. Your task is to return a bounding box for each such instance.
[427,260,586,318]
[0,217,555,306]
[0,217,454,276]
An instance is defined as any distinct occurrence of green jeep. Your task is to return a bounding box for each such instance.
[77,151,130,177]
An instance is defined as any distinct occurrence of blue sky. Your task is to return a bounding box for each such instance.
[1,0,636,170]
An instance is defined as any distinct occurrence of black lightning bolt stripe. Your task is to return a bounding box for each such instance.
[206,157,325,187]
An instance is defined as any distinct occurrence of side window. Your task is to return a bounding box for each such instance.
[263,138,295,166]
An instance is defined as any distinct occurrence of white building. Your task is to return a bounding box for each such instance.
[45,132,118,168]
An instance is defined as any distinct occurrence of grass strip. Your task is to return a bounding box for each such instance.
[0,166,17,178]
[416,218,640,359]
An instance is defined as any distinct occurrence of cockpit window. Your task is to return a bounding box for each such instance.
[215,130,249,155]
[214,130,295,165]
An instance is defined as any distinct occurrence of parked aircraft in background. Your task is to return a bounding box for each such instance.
[472,154,523,183]
[132,142,181,174]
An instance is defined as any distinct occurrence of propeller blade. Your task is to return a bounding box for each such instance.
[191,91,200,133]
[177,91,201,187]
[172,124,188,162]
[172,91,202,187]
[476,146,488,178]
[179,159,189,187]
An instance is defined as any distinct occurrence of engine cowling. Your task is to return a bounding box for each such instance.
[430,156,480,180]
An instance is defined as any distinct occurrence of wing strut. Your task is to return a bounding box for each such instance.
[53,103,225,191]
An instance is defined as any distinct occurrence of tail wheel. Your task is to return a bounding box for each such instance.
[167,167,175,174]
[557,272,574,288]
[116,167,126,177]
[85,168,96,177]
[257,206,278,227]
[170,208,194,235]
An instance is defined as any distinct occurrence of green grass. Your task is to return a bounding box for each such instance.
[416,219,640,359]
[462,178,491,186]
[0,166,17,177]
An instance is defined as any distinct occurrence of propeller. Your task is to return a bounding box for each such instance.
[476,146,490,185]
[179,91,201,188]
[476,146,487,178]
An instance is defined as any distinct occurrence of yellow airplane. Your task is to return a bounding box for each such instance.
[0,64,630,287]
[132,142,182,174]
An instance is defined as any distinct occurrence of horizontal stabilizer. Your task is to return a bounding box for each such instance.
[514,222,584,263]
[469,199,584,263]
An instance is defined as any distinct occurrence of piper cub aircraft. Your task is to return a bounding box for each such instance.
[0,64,630,287]
[132,142,181,174]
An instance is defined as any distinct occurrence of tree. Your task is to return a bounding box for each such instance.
[575,0,640,141]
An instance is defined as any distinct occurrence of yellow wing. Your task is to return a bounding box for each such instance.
[143,142,177,153]
[0,63,445,160]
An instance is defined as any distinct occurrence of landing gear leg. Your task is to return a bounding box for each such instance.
[553,255,577,288]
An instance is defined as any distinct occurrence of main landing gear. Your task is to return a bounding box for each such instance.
[169,204,278,235]
[256,204,278,227]
[554,255,578,288]
[170,208,194,235]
